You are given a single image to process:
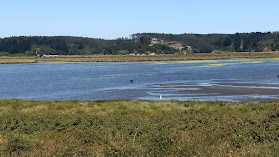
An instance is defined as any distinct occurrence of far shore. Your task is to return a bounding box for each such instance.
[1,52,279,64]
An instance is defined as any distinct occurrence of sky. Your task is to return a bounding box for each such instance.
[1,0,279,39]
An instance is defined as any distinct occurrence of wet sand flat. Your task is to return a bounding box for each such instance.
[181,86,279,96]
[156,83,279,102]
[218,83,279,88]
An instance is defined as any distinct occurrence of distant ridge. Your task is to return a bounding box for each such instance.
[0,32,279,56]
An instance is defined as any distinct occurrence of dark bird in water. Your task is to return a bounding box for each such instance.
[130,80,134,83]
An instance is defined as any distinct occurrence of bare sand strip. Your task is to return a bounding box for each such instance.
[156,83,279,102]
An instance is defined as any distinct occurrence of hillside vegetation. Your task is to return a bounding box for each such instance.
[1,32,279,56]
[0,99,279,156]
[133,32,279,53]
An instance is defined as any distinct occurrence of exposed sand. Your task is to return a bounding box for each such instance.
[156,83,279,102]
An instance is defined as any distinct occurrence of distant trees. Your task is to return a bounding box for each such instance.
[223,37,232,47]
[134,32,279,53]
[1,32,279,56]
[194,42,213,53]
[50,39,68,53]
[0,37,30,54]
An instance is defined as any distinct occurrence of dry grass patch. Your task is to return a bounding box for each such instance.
[0,57,37,64]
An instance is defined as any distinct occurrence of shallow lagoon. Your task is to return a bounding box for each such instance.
[1,58,279,102]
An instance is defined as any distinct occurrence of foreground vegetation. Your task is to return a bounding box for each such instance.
[1,52,279,64]
[0,99,279,156]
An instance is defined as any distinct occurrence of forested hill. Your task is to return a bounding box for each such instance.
[0,36,176,56]
[0,32,279,56]
[132,32,279,53]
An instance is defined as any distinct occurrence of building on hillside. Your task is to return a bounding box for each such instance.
[147,51,156,55]
[42,54,59,57]
[151,38,159,44]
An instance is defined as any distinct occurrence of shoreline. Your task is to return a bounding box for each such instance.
[1,52,279,64]
[156,82,279,103]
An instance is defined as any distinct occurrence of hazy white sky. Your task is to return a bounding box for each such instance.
[1,0,278,39]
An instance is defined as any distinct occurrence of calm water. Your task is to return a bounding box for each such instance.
[1,58,279,102]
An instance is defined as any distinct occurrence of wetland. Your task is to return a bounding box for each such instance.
[1,58,279,102]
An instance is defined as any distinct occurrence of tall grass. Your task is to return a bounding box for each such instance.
[0,99,279,156]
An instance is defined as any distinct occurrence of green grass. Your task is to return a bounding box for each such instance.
[0,99,279,156]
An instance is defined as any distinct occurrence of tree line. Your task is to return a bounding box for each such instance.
[133,32,279,53]
[0,32,279,56]
[0,36,177,56]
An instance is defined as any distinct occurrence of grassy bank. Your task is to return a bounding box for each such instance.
[1,52,279,64]
[0,57,37,64]
[39,52,279,62]
[0,99,279,156]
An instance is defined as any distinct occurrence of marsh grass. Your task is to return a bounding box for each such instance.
[0,57,37,64]
[0,99,279,156]
[2,52,279,64]
[38,53,279,63]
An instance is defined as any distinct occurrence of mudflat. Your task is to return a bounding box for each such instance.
[157,83,279,102]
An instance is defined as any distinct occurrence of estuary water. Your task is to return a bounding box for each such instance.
[1,58,279,102]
